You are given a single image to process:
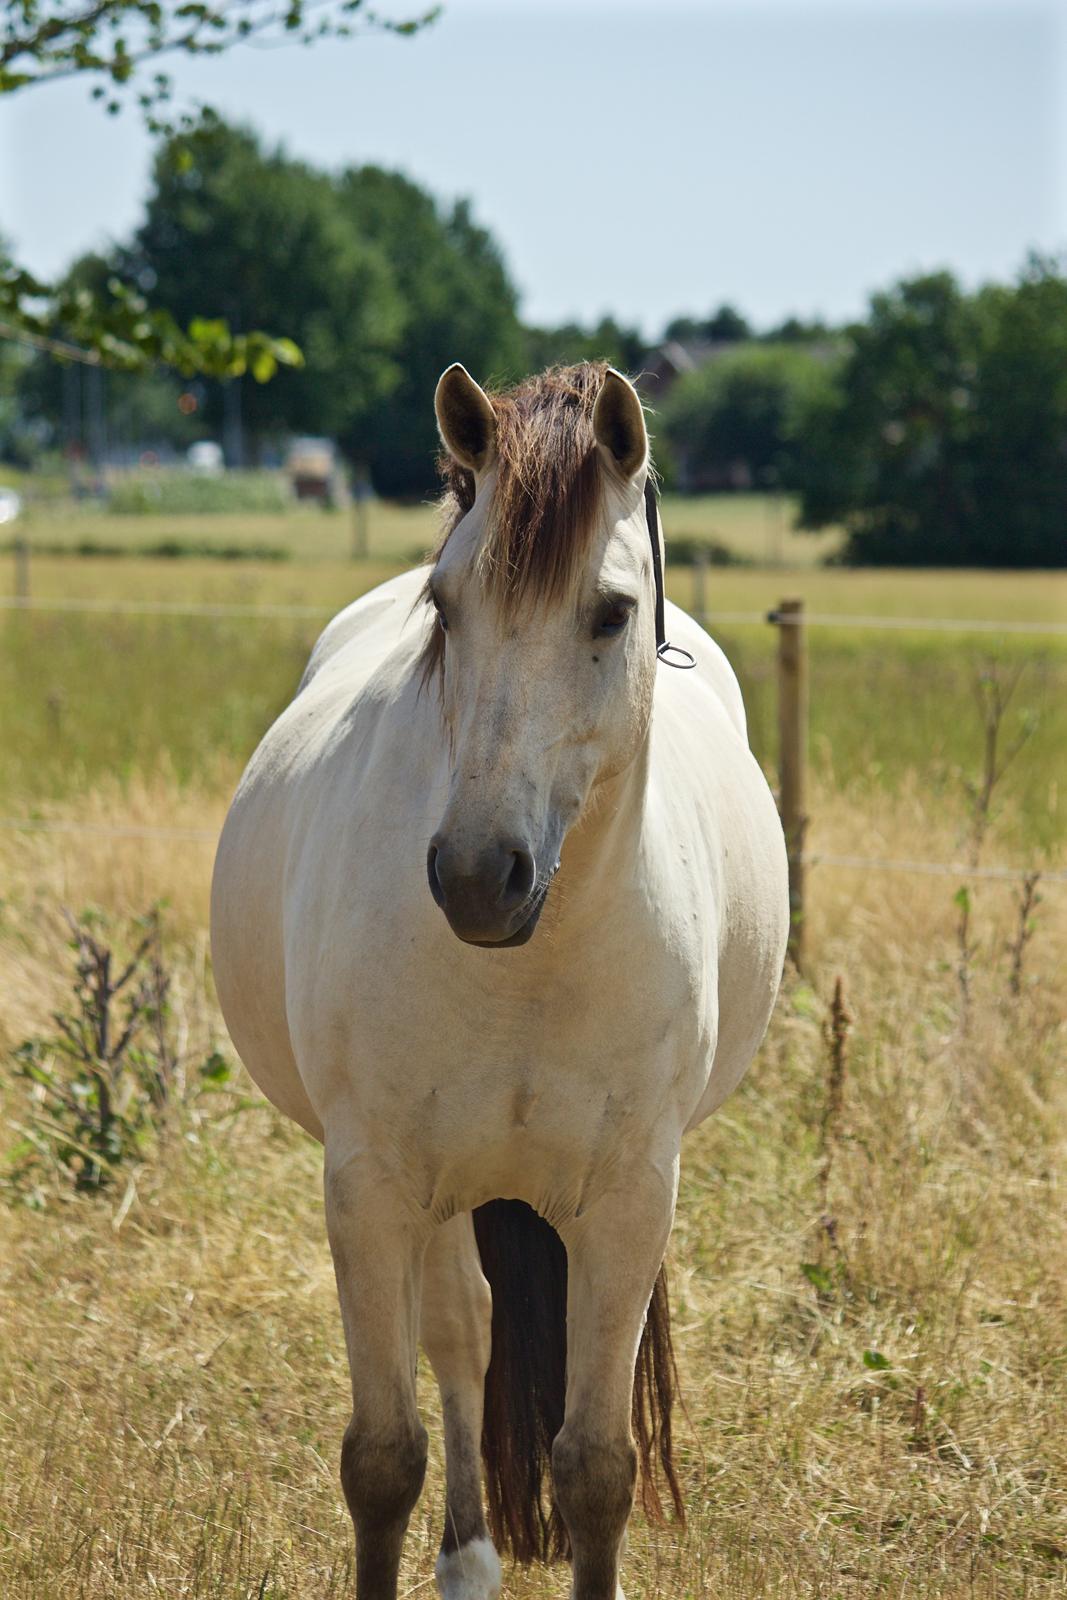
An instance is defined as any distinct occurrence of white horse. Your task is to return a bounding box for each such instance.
[211,362,789,1600]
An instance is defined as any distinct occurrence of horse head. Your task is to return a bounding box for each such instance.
[424,361,659,946]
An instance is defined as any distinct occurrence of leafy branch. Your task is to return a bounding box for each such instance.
[0,0,438,375]
[1,1,439,119]
[2,258,303,377]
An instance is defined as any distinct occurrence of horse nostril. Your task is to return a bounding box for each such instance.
[426,843,446,908]
[428,835,537,926]
[502,847,536,910]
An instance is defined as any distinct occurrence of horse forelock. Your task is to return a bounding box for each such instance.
[433,359,614,608]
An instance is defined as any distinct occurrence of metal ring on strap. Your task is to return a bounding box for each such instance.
[656,641,697,669]
[644,478,698,670]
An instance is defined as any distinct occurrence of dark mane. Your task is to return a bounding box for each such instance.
[434,361,612,608]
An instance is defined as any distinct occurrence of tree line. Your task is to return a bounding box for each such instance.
[5,117,1066,567]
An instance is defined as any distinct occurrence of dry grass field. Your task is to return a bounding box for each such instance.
[1,781,1063,1600]
[1,506,1064,1598]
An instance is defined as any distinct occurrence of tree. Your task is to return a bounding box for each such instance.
[0,235,29,459]
[792,272,981,561]
[15,122,526,486]
[663,304,751,345]
[967,260,1067,567]
[0,0,435,376]
[659,341,836,492]
[126,120,405,460]
[703,303,751,342]
[764,314,831,344]
[523,317,645,379]
[336,168,525,495]
[792,265,1067,567]
[661,314,701,345]
[60,123,525,488]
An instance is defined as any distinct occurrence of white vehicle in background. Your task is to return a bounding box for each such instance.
[286,437,344,507]
[0,487,22,524]
[186,441,225,475]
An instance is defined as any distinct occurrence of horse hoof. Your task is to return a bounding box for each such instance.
[434,1536,502,1600]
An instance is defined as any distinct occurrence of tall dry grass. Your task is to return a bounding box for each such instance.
[0,776,1063,1598]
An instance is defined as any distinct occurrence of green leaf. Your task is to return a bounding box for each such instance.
[199,1050,232,1084]
[271,337,304,369]
[862,1349,892,1371]
[187,315,229,345]
[800,1261,833,1296]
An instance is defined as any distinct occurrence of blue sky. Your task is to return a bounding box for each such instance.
[1,0,1061,336]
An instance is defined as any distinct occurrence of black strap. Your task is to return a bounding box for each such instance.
[644,477,697,669]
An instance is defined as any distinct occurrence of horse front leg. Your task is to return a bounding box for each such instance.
[420,1212,500,1600]
[325,1148,430,1600]
[553,1159,678,1600]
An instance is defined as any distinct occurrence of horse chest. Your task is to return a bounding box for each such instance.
[300,911,709,1220]
[377,1030,688,1223]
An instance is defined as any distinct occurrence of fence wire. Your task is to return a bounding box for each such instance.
[2,593,1066,634]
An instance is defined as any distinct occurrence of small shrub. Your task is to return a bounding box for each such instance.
[141,538,290,561]
[664,535,751,568]
[108,470,290,516]
[5,906,235,1201]
[1,536,290,560]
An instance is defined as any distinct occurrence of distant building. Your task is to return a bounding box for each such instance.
[638,339,751,491]
[638,333,840,492]
[637,338,739,405]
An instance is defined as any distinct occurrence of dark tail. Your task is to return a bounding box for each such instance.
[472,1199,684,1566]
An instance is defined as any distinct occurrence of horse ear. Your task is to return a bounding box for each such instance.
[592,368,648,480]
[435,364,497,474]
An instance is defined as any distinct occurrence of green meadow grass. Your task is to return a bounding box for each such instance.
[2,549,1063,858]
[14,492,837,567]
[14,499,429,564]
[4,516,1065,624]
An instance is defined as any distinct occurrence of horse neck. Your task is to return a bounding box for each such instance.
[555,727,652,922]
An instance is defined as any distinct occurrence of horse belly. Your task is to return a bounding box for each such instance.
[212,615,432,1144]
[685,778,789,1130]
[212,777,324,1140]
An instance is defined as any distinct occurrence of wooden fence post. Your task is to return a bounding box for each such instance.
[14,537,30,603]
[351,498,369,561]
[691,545,708,621]
[772,597,808,967]
[351,473,371,560]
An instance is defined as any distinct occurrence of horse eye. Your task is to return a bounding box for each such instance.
[432,598,449,633]
[595,602,633,638]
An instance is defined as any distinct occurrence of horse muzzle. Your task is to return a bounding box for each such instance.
[426,834,553,947]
